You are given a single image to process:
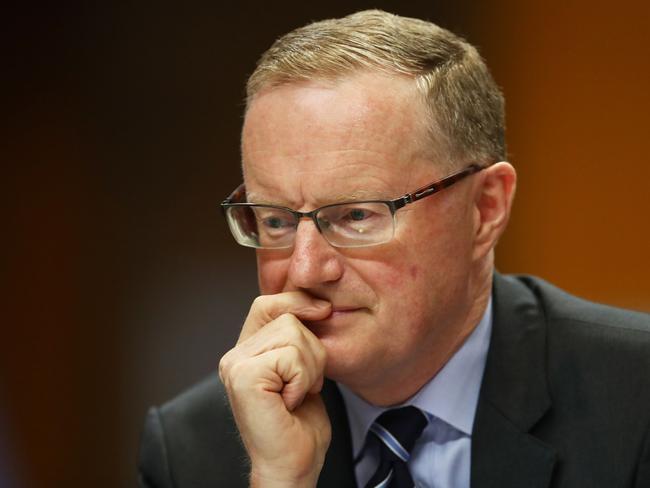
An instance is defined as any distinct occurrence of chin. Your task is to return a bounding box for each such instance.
[322,342,383,387]
[321,339,360,377]
[323,360,358,386]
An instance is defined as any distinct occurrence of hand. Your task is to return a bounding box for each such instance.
[219,292,332,487]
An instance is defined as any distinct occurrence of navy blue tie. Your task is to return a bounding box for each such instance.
[364,406,429,488]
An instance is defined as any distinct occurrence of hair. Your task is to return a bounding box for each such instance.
[246,9,506,167]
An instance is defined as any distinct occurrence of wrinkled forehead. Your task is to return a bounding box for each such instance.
[242,73,430,160]
[240,74,441,207]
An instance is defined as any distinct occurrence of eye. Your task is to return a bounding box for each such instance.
[347,208,370,221]
[263,216,287,229]
[253,208,296,236]
[320,204,382,226]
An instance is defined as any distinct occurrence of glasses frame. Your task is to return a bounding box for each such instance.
[220,162,491,248]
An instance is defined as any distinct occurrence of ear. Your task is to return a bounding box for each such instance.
[472,162,517,261]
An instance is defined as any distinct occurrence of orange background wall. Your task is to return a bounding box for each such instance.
[487,2,650,311]
[3,2,648,486]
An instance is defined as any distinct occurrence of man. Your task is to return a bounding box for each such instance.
[138,10,650,488]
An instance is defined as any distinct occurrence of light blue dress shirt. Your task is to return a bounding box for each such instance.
[338,298,492,488]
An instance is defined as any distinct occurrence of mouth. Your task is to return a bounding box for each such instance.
[329,307,363,317]
[308,307,365,326]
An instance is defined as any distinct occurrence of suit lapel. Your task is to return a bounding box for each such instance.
[318,380,357,487]
[471,274,557,488]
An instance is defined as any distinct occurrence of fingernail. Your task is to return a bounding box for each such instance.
[314,299,330,308]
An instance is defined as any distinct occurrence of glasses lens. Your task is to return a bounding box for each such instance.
[225,205,297,248]
[317,202,394,247]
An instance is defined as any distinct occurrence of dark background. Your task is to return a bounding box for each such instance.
[3,1,649,486]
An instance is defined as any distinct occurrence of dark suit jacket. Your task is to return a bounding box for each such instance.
[138,274,650,487]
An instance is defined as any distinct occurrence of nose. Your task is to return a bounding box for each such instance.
[286,219,344,289]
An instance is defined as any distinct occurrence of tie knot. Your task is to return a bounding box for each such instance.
[370,406,429,462]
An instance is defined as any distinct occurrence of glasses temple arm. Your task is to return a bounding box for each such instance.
[390,163,489,210]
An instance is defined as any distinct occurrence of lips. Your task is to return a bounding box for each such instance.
[331,307,361,317]
[332,306,362,313]
[316,306,364,322]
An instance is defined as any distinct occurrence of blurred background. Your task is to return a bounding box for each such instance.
[3,0,649,486]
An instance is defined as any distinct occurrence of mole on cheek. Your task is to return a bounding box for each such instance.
[410,265,419,279]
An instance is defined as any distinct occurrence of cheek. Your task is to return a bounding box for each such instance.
[256,253,289,294]
[410,265,419,280]
[361,244,448,320]
[358,256,423,306]
[371,262,441,339]
[379,267,410,289]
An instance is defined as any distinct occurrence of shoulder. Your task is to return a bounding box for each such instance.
[507,274,650,351]
[498,273,650,405]
[139,375,249,488]
[157,375,232,435]
[497,273,650,337]
[513,274,650,332]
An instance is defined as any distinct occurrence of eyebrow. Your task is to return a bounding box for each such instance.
[246,188,393,207]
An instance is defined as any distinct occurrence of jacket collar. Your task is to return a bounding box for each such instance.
[471,273,557,488]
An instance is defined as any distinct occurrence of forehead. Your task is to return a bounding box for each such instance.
[241,73,438,206]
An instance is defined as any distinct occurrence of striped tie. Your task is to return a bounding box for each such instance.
[364,406,429,488]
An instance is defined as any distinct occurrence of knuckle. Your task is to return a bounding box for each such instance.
[218,351,233,380]
[251,295,269,309]
[274,312,300,332]
[276,311,294,322]
[250,294,287,325]
[285,344,321,384]
[227,361,246,384]
[287,321,308,345]
[247,295,272,321]
[286,342,303,360]
[279,312,302,330]
[218,348,247,386]
[225,360,255,397]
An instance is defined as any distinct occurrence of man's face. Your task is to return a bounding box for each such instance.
[241,73,481,402]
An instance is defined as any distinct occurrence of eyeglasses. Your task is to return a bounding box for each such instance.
[221,163,489,249]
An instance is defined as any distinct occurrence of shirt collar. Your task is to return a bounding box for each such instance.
[338,297,493,457]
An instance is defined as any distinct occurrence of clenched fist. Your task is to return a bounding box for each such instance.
[218,292,332,487]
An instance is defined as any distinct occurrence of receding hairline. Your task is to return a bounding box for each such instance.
[243,70,444,170]
[244,9,507,166]
[245,10,468,103]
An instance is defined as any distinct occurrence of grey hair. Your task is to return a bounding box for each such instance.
[246,10,506,167]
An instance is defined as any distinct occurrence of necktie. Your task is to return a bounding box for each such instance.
[364,406,429,488]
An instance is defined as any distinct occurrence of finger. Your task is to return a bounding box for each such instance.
[309,374,325,395]
[274,345,315,411]
[294,322,327,394]
[239,312,319,355]
[240,292,331,341]
[236,313,327,391]
[228,344,320,412]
